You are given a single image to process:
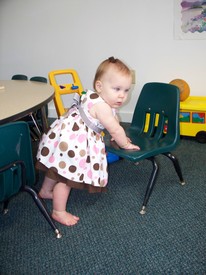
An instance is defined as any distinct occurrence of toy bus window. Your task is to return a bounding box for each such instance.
[180,112,190,123]
[192,112,205,124]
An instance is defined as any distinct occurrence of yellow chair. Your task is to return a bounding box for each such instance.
[48,69,83,117]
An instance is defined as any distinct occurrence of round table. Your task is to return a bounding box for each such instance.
[0,80,54,131]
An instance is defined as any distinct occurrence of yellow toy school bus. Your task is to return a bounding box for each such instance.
[179,96,206,143]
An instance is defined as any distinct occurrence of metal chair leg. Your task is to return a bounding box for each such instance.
[23,185,62,238]
[140,157,159,215]
[29,113,42,137]
[164,152,185,185]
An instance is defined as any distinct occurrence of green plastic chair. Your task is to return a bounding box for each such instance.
[20,76,49,141]
[30,76,47,83]
[11,74,28,80]
[0,122,62,238]
[30,76,48,119]
[10,75,47,141]
[105,82,185,214]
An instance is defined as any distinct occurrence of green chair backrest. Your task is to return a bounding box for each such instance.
[0,122,35,201]
[130,82,180,142]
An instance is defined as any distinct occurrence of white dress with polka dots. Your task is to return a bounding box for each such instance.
[36,90,109,188]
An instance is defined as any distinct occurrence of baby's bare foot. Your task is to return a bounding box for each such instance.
[52,210,79,226]
[39,189,53,200]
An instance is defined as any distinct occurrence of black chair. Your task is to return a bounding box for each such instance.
[0,121,62,238]
[105,82,185,214]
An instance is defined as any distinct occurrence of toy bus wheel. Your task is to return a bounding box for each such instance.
[196,131,206,143]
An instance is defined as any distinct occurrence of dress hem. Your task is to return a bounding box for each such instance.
[35,161,107,193]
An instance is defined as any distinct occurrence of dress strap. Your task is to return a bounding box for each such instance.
[71,93,103,134]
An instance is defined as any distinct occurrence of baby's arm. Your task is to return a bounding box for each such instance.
[91,102,140,150]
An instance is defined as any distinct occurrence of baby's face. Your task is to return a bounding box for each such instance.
[96,68,132,109]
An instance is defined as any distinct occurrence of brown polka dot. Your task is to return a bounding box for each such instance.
[68,150,75,158]
[41,147,49,156]
[79,174,84,181]
[90,92,99,99]
[101,148,106,154]
[61,123,66,130]
[86,156,90,163]
[72,122,79,131]
[69,165,77,173]
[49,132,56,139]
[59,161,66,169]
[71,112,77,117]
[100,179,105,187]
[59,141,68,151]
[79,150,86,157]
[93,163,99,170]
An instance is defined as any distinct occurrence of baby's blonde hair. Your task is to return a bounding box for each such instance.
[93,57,132,89]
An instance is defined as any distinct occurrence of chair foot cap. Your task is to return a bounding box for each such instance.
[139,206,146,215]
[55,229,62,239]
[3,209,9,215]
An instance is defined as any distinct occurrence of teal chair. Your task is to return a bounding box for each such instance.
[30,76,49,119]
[29,76,49,139]
[11,74,28,80]
[105,82,185,214]
[11,75,46,141]
[30,76,47,83]
[0,122,62,238]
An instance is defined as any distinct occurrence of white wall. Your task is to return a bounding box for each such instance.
[1,0,206,121]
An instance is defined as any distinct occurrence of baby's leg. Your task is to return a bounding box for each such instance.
[52,182,79,226]
[39,176,57,199]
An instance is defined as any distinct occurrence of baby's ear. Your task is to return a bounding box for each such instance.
[95,80,102,93]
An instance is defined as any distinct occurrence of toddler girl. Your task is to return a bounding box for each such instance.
[36,57,140,226]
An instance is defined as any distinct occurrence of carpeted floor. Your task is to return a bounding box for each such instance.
[0,125,206,274]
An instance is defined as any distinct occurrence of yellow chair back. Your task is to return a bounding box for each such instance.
[48,69,83,117]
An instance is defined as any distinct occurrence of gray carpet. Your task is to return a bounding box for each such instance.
[0,133,206,274]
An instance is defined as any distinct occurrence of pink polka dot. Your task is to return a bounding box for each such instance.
[103,179,107,186]
[54,141,58,147]
[79,159,86,168]
[49,155,55,163]
[70,134,76,140]
[78,134,86,143]
[88,102,93,109]
[87,170,92,179]
[93,144,99,154]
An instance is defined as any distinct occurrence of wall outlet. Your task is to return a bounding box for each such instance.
[131,70,135,84]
